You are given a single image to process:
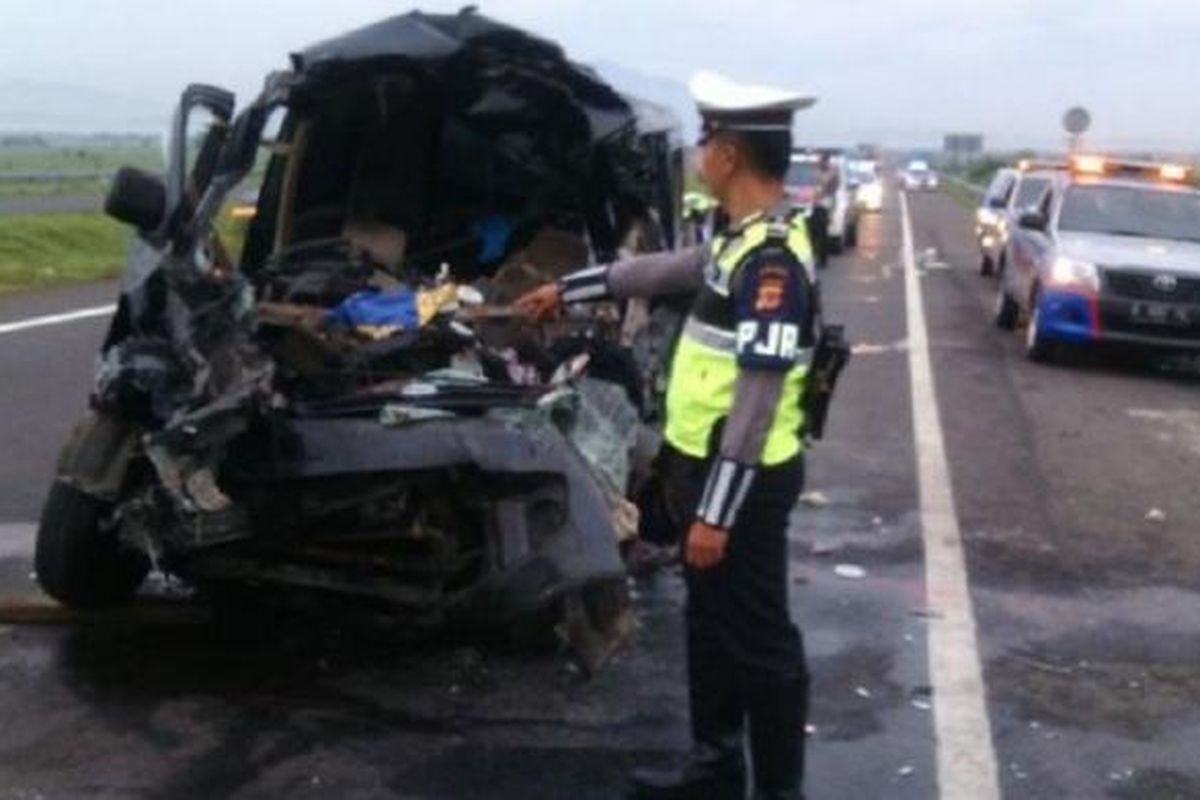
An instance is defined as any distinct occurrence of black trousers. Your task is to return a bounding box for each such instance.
[660,446,810,798]
[807,206,830,269]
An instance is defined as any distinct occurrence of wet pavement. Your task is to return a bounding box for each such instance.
[1,188,1198,798]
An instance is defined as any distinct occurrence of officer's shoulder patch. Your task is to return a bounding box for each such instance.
[753,262,791,312]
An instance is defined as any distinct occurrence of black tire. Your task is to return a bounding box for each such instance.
[994,285,1019,331]
[980,254,994,277]
[34,480,149,609]
[1023,293,1056,363]
[844,220,858,249]
[828,234,844,255]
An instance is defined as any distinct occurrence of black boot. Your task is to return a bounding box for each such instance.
[745,668,809,800]
[632,577,747,799]
[630,741,746,799]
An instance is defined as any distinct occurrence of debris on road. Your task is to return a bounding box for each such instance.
[897,765,915,778]
[834,563,868,580]
[1145,507,1167,523]
[0,595,204,626]
[809,540,838,556]
[799,490,829,508]
[850,339,909,356]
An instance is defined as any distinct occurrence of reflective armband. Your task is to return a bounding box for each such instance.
[558,266,612,303]
[697,457,757,529]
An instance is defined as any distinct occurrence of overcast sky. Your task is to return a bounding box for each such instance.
[2,0,1198,150]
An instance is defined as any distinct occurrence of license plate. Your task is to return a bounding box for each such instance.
[1130,302,1193,328]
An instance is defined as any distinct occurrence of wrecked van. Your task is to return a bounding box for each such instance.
[34,9,682,659]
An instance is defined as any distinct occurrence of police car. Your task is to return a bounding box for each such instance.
[994,155,1200,360]
[976,162,1066,277]
[975,166,1018,275]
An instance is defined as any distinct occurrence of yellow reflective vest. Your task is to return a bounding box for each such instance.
[664,210,815,465]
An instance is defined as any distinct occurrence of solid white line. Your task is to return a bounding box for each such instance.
[0,304,115,336]
[899,190,1001,800]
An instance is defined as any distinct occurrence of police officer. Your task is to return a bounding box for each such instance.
[517,70,818,800]
[810,152,839,269]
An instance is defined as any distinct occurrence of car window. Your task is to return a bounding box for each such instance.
[1039,188,1055,219]
[1058,185,1200,243]
[985,172,1015,204]
[1012,177,1049,209]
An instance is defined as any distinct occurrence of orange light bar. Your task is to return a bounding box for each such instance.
[1072,155,1107,175]
[1160,164,1189,182]
[229,204,257,220]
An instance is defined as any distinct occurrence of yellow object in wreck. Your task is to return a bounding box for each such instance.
[417,283,461,325]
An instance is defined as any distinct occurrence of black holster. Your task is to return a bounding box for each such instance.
[802,324,850,440]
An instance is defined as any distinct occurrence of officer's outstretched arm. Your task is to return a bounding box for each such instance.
[558,245,707,304]
[695,249,812,530]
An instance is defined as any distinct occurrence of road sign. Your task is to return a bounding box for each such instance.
[1063,107,1091,135]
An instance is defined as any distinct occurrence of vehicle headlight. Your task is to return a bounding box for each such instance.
[1050,256,1099,293]
[976,208,996,225]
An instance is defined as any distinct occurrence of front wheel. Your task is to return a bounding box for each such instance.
[34,481,149,609]
[980,254,994,277]
[994,285,1019,331]
[1024,295,1056,362]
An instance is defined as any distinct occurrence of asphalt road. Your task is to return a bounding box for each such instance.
[1,188,1198,799]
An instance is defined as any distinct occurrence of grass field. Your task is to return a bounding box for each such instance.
[0,213,130,293]
[0,210,258,294]
[0,178,109,200]
[0,141,161,200]
[0,145,161,175]
[940,178,983,211]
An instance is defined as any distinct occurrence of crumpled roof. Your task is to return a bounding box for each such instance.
[291,8,635,143]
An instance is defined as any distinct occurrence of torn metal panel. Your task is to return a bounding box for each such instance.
[36,9,683,663]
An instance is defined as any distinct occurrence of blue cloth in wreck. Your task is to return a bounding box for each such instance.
[472,215,515,264]
[328,289,421,331]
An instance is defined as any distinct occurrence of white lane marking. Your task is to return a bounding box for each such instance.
[0,304,115,336]
[899,190,1001,800]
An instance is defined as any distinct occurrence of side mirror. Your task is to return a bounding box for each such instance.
[104,167,166,234]
[1018,210,1048,231]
